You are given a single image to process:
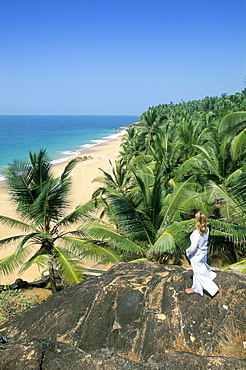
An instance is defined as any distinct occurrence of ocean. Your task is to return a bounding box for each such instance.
[0,115,136,180]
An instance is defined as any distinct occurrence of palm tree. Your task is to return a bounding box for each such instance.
[192,112,246,185]
[93,158,132,196]
[117,104,246,262]
[86,163,204,264]
[138,108,167,150]
[120,126,146,161]
[219,111,246,162]
[0,150,104,292]
[206,175,246,263]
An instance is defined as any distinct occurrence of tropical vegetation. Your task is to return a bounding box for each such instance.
[0,151,100,291]
[0,90,246,288]
[87,90,246,267]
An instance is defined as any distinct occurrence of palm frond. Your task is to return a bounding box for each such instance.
[0,244,33,276]
[106,192,155,246]
[21,253,51,272]
[15,232,42,255]
[132,167,155,206]
[227,259,246,273]
[219,111,246,135]
[150,170,165,230]
[175,156,202,179]
[209,182,245,221]
[150,231,176,252]
[209,219,246,246]
[194,145,221,179]
[231,173,246,208]
[128,258,149,263]
[94,168,115,185]
[53,245,84,284]
[3,150,54,219]
[2,161,35,208]
[84,223,145,254]
[29,178,70,225]
[61,236,121,263]
[29,149,53,186]
[0,234,27,246]
[53,199,96,231]
[161,178,194,227]
[224,168,244,187]
[230,128,246,161]
[0,215,36,233]
[60,158,78,181]
[151,219,194,253]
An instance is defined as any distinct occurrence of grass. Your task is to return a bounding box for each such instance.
[0,288,50,325]
[215,317,246,359]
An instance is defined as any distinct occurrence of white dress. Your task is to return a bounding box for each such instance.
[186,228,219,296]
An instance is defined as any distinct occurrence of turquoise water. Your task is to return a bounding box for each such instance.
[0,115,136,179]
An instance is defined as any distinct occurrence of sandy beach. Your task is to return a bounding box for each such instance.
[0,137,122,285]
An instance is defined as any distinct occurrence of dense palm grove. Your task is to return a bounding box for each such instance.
[90,90,246,268]
[0,90,246,288]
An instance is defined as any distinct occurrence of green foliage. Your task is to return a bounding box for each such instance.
[227,260,246,273]
[1,90,246,276]
[0,150,118,290]
[219,111,246,135]
[221,259,246,274]
[93,91,246,263]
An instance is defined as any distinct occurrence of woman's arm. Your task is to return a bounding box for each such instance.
[186,231,199,258]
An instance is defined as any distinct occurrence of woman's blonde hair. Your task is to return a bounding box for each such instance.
[195,211,208,235]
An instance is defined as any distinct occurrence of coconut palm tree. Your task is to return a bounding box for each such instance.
[120,126,146,162]
[206,176,246,263]
[117,105,246,264]
[85,162,205,264]
[192,112,246,186]
[0,150,118,292]
[138,108,167,150]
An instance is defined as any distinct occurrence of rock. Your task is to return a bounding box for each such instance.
[0,340,245,369]
[11,278,29,289]
[145,352,246,369]
[78,155,93,162]
[0,340,146,370]
[0,262,245,367]
[0,269,65,292]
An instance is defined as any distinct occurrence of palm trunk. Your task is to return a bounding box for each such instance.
[48,262,58,294]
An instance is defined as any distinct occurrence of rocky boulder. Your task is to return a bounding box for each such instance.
[1,339,246,369]
[0,262,245,368]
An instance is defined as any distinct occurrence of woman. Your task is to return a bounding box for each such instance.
[185,211,219,296]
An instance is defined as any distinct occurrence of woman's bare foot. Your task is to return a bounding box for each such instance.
[185,288,195,294]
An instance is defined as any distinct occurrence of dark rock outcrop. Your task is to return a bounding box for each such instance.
[1,339,246,369]
[0,262,245,368]
[0,269,64,292]
[0,340,146,370]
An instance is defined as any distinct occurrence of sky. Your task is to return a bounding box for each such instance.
[0,0,245,115]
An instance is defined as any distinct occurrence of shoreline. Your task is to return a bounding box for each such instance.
[0,135,124,285]
[0,139,117,190]
[0,127,128,186]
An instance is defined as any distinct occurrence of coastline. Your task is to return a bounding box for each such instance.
[0,135,123,285]
[0,126,128,183]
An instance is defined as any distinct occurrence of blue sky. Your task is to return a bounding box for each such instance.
[0,0,245,115]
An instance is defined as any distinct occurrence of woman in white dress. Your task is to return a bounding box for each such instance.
[185,211,219,296]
